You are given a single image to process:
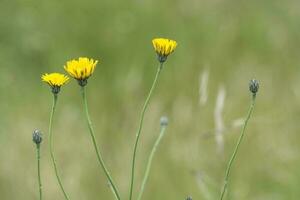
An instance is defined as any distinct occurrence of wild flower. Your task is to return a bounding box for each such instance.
[41,72,70,200]
[64,57,98,86]
[38,38,178,200]
[64,57,121,200]
[41,73,69,94]
[129,38,177,200]
[152,38,177,63]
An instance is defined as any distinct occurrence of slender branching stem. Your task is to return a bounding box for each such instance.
[81,86,121,200]
[137,125,167,200]
[36,144,42,200]
[49,94,70,200]
[129,63,163,200]
[219,94,257,200]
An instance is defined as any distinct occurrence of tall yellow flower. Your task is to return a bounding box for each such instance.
[152,38,177,63]
[129,38,177,200]
[42,73,70,199]
[42,73,69,94]
[64,57,98,86]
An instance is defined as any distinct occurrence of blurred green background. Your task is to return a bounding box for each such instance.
[1,0,300,199]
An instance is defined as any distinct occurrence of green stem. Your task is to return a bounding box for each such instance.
[219,94,257,200]
[137,125,167,200]
[81,86,121,200]
[36,144,42,200]
[129,63,163,200]
[49,94,70,200]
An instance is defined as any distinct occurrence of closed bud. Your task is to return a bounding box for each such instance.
[32,130,43,145]
[249,79,259,94]
[160,116,169,126]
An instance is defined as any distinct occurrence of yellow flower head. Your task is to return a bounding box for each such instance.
[41,73,69,94]
[64,57,98,86]
[152,38,177,63]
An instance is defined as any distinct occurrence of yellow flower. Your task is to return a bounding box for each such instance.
[41,73,69,94]
[64,57,98,86]
[152,38,177,63]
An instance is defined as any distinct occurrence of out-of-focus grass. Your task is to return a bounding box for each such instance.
[1,0,300,199]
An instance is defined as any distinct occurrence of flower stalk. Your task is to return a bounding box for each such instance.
[36,146,42,200]
[129,63,163,200]
[81,86,121,200]
[48,94,70,200]
[137,117,168,200]
[219,80,259,200]
[33,130,43,200]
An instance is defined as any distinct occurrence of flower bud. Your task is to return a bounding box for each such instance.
[32,130,43,145]
[249,79,259,94]
[160,116,169,126]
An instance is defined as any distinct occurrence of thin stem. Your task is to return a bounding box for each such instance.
[109,182,120,200]
[219,94,257,200]
[81,86,121,200]
[129,63,163,200]
[137,125,167,200]
[49,94,70,200]
[36,144,42,200]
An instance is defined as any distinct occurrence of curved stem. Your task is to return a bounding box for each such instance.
[129,63,163,200]
[219,94,257,200]
[36,144,42,200]
[81,86,121,200]
[49,94,70,200]
[137,125,167,200]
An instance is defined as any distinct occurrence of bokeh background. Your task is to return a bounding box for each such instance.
[1,0,300,199]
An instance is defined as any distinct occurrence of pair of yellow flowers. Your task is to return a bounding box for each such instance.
[42,38,177,89]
